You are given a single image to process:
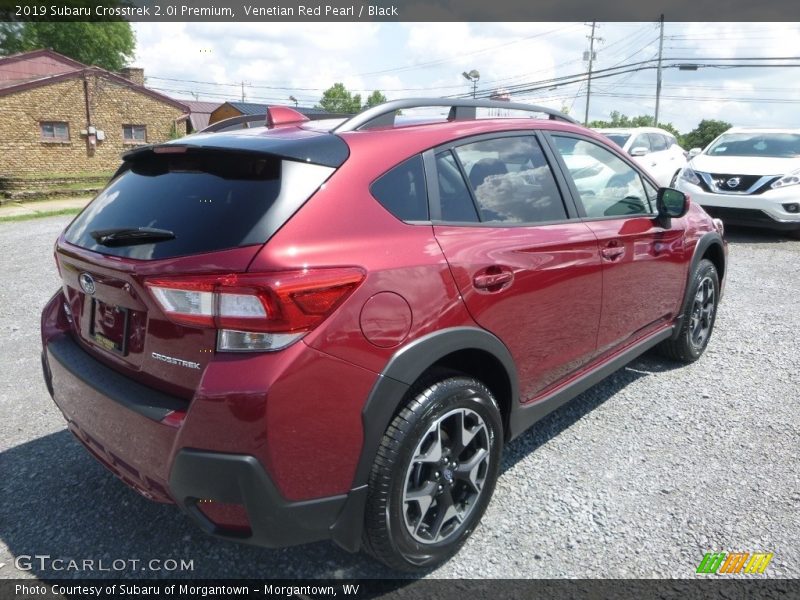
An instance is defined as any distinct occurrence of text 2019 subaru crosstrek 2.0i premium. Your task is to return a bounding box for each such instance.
[41,99,727,571]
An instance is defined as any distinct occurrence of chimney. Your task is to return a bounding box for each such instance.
[119,67,145,87]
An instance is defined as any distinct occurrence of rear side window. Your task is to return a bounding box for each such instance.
[631,134,651,152]
[649,133,668,151]
[454,136,567,224]
[64,151,333,259]
[603,133,630,149]
[436,151,479,222]
[370,155,429,221]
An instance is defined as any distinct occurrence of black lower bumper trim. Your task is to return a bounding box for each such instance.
[700,206,800,232]
[169,449,350,549]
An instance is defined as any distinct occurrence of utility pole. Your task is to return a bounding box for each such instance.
[241,81,249,102]
[654,14,665,127]
[584,21,600,126]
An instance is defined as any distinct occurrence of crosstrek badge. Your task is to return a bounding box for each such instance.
[151,352,201,370]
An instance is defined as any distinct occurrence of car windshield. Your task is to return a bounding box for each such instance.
[706,133,800,158]
[601,133,631,148]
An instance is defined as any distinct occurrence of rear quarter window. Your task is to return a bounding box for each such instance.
[370,155,429,222]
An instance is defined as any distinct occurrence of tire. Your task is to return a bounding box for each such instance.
[669,170,680,187]
[658,258,720,363]
[362,372,503,572]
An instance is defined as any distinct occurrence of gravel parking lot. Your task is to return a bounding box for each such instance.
[1,215,798,580]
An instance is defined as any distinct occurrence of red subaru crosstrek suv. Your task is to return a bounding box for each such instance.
[41,99,726,571]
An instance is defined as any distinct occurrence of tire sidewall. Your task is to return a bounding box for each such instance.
[682,259,720,359]
[384,378,503,569]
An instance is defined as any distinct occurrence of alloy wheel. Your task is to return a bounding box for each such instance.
[402,407,491,544]
[689,276,715,349]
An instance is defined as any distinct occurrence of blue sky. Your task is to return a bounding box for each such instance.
[132,22,800,133]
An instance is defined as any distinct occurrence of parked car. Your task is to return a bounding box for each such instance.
[41,99,727,572]
[675,127,800,237]
[595,127,687,187]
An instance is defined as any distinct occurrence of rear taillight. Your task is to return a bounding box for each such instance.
[145,268,364,352]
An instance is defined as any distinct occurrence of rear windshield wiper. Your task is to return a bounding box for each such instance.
[90,227,176,247]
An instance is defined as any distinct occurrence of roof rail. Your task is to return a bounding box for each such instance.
[333,97,579,133]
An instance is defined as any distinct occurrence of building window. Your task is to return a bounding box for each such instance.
[40,121,69,141]
[123,125,147,143]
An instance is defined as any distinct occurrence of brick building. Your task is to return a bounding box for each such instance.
[0,49,189,178]
[208,101,341,126]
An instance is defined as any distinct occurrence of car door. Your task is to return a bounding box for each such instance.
[429,133,604,401]
[546,133,687,355]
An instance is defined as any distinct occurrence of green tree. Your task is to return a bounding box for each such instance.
[364,90,387,109]
[316,84,389,113]
[317,83,362,114]
[682,119,732,151]
[0,22,135,72]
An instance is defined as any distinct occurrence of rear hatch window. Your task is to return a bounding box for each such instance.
[64,150,335,260]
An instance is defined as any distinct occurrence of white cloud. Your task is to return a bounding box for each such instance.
[132,22,800,132]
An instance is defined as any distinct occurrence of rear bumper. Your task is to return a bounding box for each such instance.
[43,334,181,503]
[40,291,374,549]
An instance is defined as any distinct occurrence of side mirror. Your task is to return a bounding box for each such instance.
[657,187,689,219]
[629,146,649,157]
[688,148,702,158]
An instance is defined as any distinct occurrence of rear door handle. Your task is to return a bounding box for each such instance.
[473,269,514,290]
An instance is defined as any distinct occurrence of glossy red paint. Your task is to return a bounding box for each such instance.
[434,222,603,400]
[55,242,260,398]
[359,292,413,348]
[266,105,310,128]
[41,108,726,542]
[585,216,688,354]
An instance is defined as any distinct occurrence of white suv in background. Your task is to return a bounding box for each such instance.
[674,128,800,238]
[595,127,687,187]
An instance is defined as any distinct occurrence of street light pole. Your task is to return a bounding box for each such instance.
[654,14,665,127]
[584,21,597,126]
[462,70,480,98]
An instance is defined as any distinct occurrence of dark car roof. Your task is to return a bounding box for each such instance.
[124,126,350,168]
[127,116,603,171]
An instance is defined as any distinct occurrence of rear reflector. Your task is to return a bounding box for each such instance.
[161,410,187,428]
[196,500,251,533]
[145,268,364,351]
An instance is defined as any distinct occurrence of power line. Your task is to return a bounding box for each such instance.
[351,24,580,77]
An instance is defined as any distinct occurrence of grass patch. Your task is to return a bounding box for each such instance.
[9,171,113,181]
[0,208,82,223]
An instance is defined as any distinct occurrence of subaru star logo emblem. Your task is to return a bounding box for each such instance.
[726,177,741,188]
[78,272,96,295]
